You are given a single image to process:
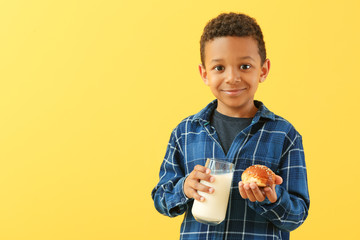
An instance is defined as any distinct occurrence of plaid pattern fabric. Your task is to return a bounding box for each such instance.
[152,100,310,240]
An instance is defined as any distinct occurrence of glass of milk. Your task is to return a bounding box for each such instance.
[191,158,234,225]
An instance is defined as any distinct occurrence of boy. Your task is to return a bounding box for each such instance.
[151,12,310,240]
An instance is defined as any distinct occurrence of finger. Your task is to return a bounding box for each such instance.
[192,170,214,183]
[189,188,205,202]
[260,188,266,195]
[184,177,211,199]
[193,180,214,193]
[194,165,210,174]
[249,183,266,202]
[264,187,277,203]
[275,175,283,185]
[238,182,248,199]
[244,183,257,202]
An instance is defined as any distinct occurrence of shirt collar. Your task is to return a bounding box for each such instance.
[192,99,275,125]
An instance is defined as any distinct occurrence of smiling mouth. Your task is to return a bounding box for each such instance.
[222,88,246,96]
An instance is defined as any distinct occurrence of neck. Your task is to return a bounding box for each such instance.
[216,100,258,118]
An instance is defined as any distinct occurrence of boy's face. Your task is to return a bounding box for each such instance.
[199,36,270,117]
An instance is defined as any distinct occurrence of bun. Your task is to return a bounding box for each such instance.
[241,165,276,187]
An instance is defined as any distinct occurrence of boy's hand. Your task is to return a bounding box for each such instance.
[184,165,215,202]
[238,175,283,203]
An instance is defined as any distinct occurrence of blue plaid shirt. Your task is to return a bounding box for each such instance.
[152,100,310,240]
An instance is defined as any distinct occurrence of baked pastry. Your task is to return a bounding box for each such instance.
[241,165,276,187]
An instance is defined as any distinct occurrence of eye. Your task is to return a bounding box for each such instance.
[214,65,225,71]
[240,64,251,70]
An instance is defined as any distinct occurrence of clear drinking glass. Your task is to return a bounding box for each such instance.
[191,158,234,225]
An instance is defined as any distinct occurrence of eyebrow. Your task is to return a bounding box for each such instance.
[210,56,255,63]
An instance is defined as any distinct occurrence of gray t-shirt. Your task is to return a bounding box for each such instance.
[210,109,252,155]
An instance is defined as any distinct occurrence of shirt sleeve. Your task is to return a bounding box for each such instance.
[246,129,310,231]
[151,128,190,217]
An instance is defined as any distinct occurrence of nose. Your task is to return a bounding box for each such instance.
[225,67,241,84]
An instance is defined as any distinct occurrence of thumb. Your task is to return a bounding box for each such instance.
[275,175,283,185]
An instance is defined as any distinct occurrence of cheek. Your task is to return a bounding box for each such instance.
[210,81,222,92]
[209,76,222,86]
[244,75,260,87]
[208,84,221,96]
[250,82,260,92]
[209,84,218,93]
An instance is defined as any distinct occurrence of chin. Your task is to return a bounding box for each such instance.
[222,99,247,108]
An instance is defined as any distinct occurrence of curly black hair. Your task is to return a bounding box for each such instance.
[200,12,266,67]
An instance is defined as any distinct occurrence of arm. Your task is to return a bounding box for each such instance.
[151,129,189,217]
[240,130,310,231]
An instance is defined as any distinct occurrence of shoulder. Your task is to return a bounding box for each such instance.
[268,114,303,144]
[257,101,302,141]
[172,114,202,136]
[166,114,204,149]
[273,114,297,131]
[171,100,216,133]
[256,101,299,135]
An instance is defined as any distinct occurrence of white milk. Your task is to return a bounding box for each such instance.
[191,172,234,225]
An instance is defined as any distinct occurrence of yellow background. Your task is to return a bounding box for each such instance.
[0,0,359,239]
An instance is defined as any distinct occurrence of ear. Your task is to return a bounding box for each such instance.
[259,59,270,83]
[199,64,209,86]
